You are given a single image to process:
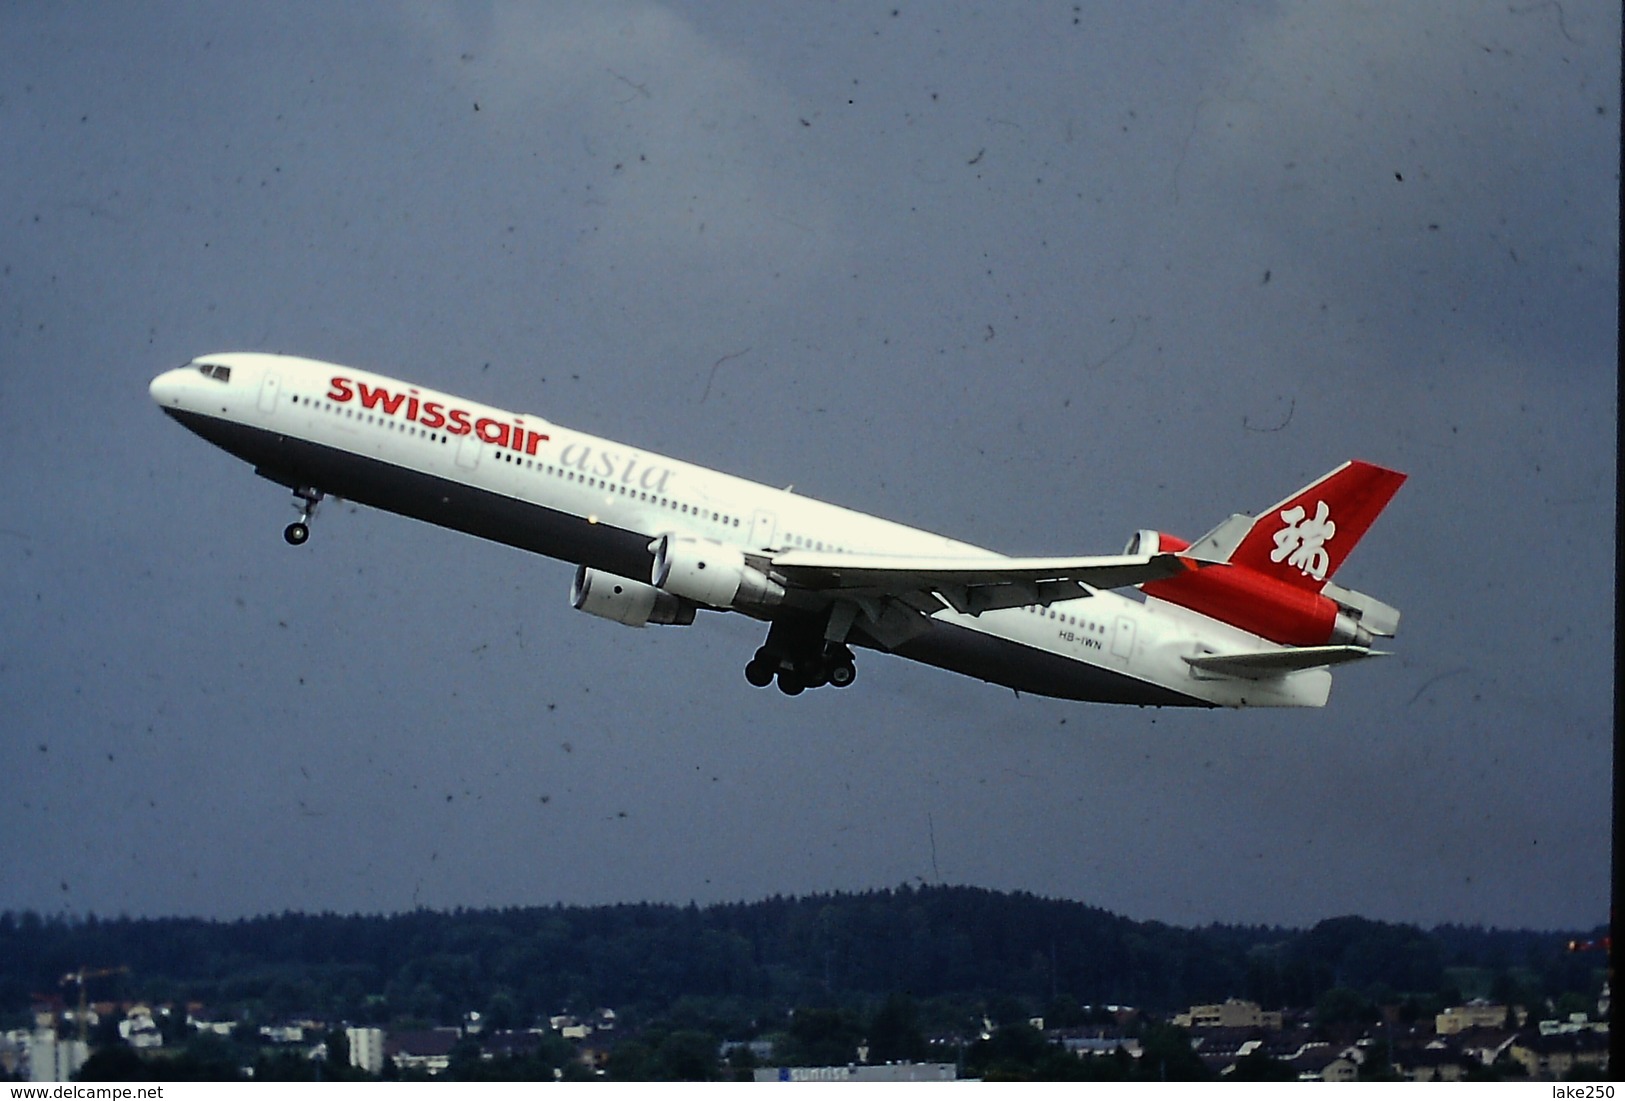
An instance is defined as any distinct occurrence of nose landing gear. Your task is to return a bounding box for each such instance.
[283,486,324,546]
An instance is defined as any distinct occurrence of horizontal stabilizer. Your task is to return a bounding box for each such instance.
[1184,645,1388,680]
[1184,513,1254,562]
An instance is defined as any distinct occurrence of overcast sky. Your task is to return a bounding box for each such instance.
[2,2,1616,932]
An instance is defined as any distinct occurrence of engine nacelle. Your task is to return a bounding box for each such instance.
[651,535,784,610]
[1124,529,1191,555]
[571,566,695,627]
[1133,527,1377,647]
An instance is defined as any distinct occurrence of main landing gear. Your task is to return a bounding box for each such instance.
[744,612,859,695]
[745,643,858,696]
[283,486,324,546]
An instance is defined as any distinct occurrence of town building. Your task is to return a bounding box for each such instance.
[387,1028,460,1075]
[118,1005,163,1049]
[347,1027,385,1075]
[1284,1044,1359,1082]
[1173,999,1283,1030]
[26,1030,87,1083]
[1390,1045,1469,1082]
[1436,1001,1515,1034]
[1509,1030,1609,1079]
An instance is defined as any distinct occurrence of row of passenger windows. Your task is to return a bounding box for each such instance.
[783,532,845,554]
[564,465,743,528]
[290,393,745,529]
[1022,604,1107,634]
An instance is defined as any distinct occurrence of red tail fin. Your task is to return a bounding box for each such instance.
[1139,460,1406,647]
[1226,460,1407,590]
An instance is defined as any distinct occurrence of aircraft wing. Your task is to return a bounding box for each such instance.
[765,549,1187,616]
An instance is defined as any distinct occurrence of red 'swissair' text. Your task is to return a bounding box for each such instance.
[327,376,549,456]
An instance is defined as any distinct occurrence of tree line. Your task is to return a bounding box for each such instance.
[0,885,1603,1034]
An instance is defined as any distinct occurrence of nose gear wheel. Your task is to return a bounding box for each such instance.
[284,486,325,546]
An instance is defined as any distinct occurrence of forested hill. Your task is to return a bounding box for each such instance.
[0,886,1601,1026]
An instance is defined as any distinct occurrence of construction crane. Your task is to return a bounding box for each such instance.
[59,966,128,1047]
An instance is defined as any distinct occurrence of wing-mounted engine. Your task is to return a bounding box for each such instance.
[571,566,696,627]
[651,535,785,610]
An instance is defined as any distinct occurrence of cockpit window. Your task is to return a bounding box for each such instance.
[195,363,232,382]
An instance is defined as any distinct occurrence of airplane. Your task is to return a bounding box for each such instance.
[150,352,1406,707]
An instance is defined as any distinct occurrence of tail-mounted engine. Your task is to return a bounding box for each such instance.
[1124,529,1189,556]
[651,535,785,610]
[571,566,696,627]
[1128,530,1388,648]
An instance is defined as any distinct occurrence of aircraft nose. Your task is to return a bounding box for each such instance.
[149,367,188,408]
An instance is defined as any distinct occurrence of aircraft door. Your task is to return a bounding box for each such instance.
[257,373,280,415]
[456,433,481,470]
[750,509,777,549]
[1111,615,1136,660]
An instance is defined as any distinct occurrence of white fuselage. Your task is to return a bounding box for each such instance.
[150,353,1330,707]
